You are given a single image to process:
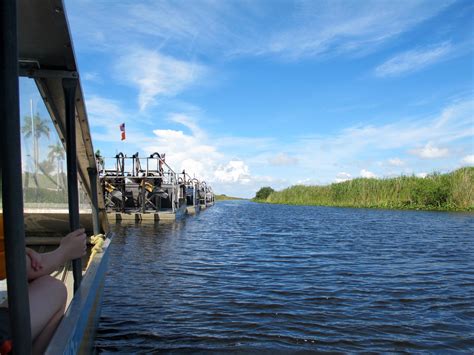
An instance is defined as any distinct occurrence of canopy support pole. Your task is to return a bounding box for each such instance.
[63,78,82,292]
[88,168,100,235]
[0,0,33,352]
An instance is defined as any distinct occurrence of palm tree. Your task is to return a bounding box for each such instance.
[22,113,50,187]
[48,142,65,190]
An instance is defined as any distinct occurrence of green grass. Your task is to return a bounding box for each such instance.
[255,167,474,212]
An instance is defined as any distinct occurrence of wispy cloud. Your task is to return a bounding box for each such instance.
[388,158,405,166]
[115,48,206,111]
[269,97,473,183]
[85,95,152,148]
[82,72,102,83]
[68,0,452,61]
[268,153,298,166]
[250,0,453,59]
[168,112,206,139]
[86,96,126,128]
[375,42,453,77]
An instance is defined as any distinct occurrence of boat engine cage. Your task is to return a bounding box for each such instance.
[98,152,187,213]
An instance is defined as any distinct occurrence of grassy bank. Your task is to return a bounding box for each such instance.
[255,167,474,211]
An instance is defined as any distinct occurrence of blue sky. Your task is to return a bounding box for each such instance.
[22,0,474,197]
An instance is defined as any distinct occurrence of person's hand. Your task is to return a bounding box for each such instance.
[60,228,87,261]
[26,247,43,271]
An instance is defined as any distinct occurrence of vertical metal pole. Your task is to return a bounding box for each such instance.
[0,1,33,353]
[141,181,146,213]
[87,168,100,235]
[193,182,196,206]
[63,78,82,292]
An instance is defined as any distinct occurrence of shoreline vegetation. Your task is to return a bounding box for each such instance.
[215,194,246,201]
[253,167,474,212]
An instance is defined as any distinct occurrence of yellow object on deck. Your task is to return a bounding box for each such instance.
[86,234,105,269]
[105,182,116,193]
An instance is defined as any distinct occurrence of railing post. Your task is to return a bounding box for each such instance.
[63,78,82,292]
[141,178,146,213]
[0,0,33,352]
[88,167,100,235]
[194,182,197,206]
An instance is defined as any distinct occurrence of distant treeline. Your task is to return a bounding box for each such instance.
[215,194,246,201]
[254,167,474,211]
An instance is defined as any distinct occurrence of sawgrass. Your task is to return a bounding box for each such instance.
[257,167,474,211]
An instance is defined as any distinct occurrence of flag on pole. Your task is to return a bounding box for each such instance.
[119,123,126,141]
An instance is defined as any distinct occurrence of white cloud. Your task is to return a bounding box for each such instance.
[416,172,428,178]
[461,154,474,165]
[214,160,251,183]
[268,153,298,166]
[335,172,352,183]
[140,113,280,197]
[410,142,450,159]
[375,42,453,77]
[360,169,377,178]
[115,48,206,111]
[388,158,405,166]
[147,127,220,179]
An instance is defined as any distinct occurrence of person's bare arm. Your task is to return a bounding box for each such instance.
[26,229,87,281]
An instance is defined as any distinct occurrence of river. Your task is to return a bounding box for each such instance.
[95,200,474,353]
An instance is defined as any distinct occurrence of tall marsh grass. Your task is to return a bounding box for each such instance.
[261,167,474,211]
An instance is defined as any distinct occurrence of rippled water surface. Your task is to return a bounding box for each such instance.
[95,201,474,353]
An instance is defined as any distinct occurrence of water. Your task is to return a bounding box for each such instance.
[95,201,474,353]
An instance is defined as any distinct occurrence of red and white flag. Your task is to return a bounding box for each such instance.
[119,123,126,141]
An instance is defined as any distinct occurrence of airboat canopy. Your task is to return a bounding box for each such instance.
[18,0,108,233]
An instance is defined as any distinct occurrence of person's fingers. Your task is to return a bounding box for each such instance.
[71,228,85,236]
[67,228,84,238]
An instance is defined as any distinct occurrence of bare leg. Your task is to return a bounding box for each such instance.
[32,306,64,355]
[28,276,67,354]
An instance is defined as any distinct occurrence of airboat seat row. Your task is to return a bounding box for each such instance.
[97,152,215,222]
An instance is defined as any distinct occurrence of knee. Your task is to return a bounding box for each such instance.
[48,277,67,308]
[36,276,67,309]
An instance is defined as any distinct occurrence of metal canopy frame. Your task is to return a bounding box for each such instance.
[0,0,109,352]
[18,0,108,234]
